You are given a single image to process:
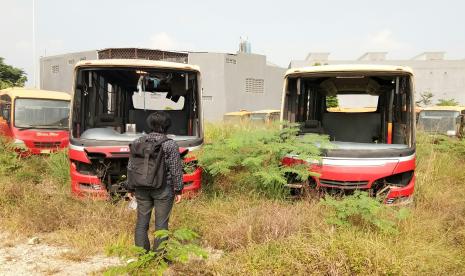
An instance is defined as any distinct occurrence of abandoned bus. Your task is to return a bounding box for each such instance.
[250,110,281,124]
[69,59,203,198]
[0,88,70,155]
[417,106,465,137]
[282,65,415,205]
[223,110,251,123]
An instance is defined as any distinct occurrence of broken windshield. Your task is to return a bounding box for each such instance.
[72,67,201,142]
[282,73,414,148]
[132,91,185,110]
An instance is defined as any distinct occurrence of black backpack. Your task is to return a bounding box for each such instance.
[127,136,170,189]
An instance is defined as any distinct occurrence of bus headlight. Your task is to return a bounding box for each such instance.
[13,139,27,149]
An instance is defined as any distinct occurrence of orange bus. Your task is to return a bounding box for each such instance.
[0,88,71,154]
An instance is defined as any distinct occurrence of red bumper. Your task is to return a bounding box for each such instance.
[69,147,202,200]
[283,155,416,204]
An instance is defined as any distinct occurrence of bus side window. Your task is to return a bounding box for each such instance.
[0,95,11,123]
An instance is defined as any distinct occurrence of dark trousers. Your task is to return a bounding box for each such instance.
[134,186,174,252]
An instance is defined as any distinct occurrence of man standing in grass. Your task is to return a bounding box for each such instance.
[127,111,183,252]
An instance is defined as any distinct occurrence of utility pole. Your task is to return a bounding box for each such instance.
[32,0,37,88]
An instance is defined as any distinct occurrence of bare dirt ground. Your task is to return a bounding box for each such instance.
[0,232,121,276]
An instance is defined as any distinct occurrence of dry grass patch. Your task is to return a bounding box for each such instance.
[172,195,326,251]
[0,174,135,254]
[59,251,90,262]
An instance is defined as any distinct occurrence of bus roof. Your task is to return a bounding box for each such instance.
[327,107,377,113]
[224,110,251,116]
[422,106,465,112]
[0,87,71,101]
[251,109,280,114]
[285,64,413,77]
[75,59,200,72]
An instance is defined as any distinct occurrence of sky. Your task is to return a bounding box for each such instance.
[1,0,465,86]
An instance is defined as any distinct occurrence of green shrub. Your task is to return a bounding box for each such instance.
[13,155,48,183]
[105,228,207,275]
[0,139,21,176]
[46,149,70,187]
[199,123,330,197]
[320,191,409,234]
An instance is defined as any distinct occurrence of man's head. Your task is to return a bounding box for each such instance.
[146,111,171,133]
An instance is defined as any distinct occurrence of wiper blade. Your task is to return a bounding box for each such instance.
[17,125,68,131]
[17,126,36,131]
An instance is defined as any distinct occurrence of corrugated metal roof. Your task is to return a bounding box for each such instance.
[422,106,465,111]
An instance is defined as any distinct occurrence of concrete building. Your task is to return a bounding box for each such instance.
[189,52,284,121]
[40,47,285,121]
[290,52,465,105]
[40,50,97,92]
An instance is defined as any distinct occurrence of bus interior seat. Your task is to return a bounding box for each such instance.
[131,109,189,135]
[300,120,325,134]
[322,113,381,143]
[94,113,122,127]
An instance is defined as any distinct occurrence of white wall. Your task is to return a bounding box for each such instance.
[40,51,97,93]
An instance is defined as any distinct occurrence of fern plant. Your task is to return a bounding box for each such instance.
[105,228,207,276]
[199,123,331,197]
[320,191,410,234]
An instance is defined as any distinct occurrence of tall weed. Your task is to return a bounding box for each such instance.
[46,149,70,187]
[0,139,21,176]
[320,191,409,234]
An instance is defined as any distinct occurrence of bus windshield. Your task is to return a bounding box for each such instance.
[14,98,70,129]
[418,110,459,133]
[72,67,201,142]
[250,113,267,122]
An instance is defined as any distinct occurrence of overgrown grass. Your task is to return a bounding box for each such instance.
[1,129,465,275]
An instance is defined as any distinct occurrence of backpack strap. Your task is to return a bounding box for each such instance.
[153,136,170,147]
[142,139,152,180]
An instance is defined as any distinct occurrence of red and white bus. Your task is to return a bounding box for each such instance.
[282,65,415,205]
[0,88,70,155]
[69,59,203,199]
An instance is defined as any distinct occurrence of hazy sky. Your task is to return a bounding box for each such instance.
[1,0,464,86]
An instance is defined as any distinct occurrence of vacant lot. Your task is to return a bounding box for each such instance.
[1,131,465,275]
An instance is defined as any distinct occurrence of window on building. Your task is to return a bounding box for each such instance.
[245,78,264,94]
[51,65,60,74]
[226,58,237,64]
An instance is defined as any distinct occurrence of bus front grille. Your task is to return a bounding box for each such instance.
[319,179,369,188]
[33,142,61,148]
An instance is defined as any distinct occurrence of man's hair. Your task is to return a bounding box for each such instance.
[146,111,171,133]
